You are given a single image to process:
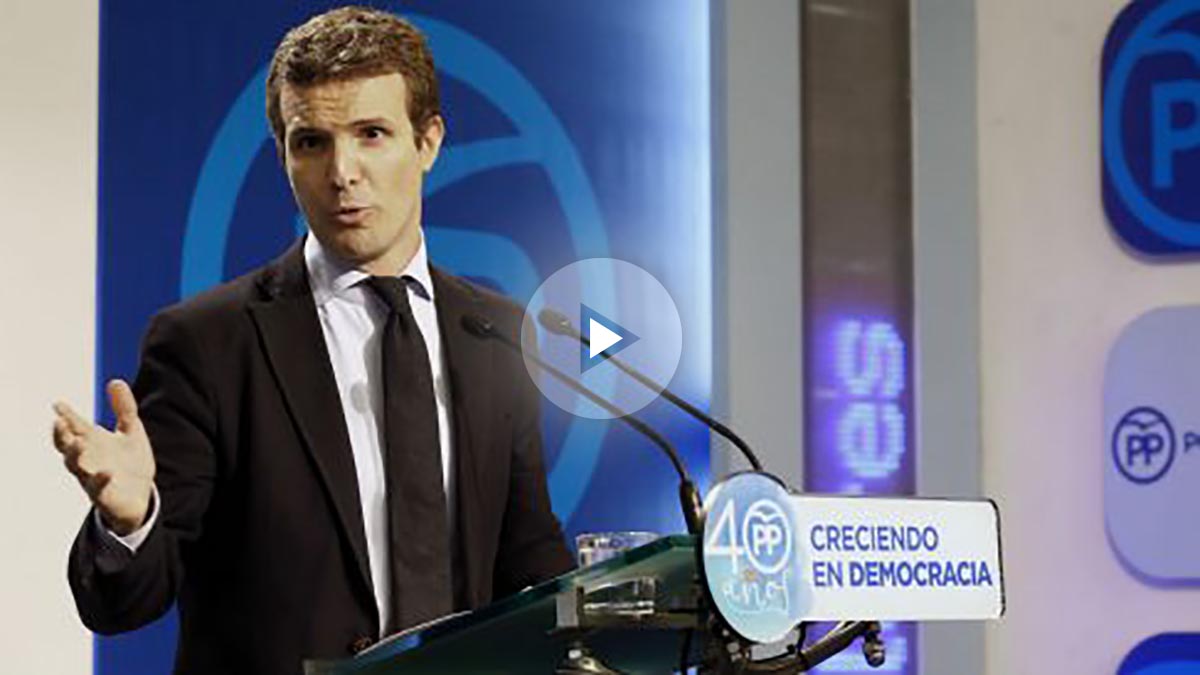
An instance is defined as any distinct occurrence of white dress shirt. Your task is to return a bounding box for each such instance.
[101,233,456,636]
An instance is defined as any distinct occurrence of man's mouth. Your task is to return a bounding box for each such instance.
[333,205,372,225]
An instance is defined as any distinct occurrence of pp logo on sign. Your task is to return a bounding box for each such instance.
[1112,407,1176,484]
[1102,0,1200,254]
[1105,306,1200,582]
[743,499,792,576]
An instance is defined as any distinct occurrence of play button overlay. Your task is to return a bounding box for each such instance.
[522,258,683,419]
[580,304,640,373]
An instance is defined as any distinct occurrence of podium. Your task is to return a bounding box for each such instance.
[307,535,706,674]
[305,472,1005,674]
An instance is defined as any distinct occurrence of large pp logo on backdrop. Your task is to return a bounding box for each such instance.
[1103,0,1200,254]
[1105,306,1200,584]
[181,17,615,522]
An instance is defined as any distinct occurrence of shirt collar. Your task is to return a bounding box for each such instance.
[303,233,435,308]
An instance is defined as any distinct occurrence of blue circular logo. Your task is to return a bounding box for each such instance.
[1112,406,1176,484]
[1103,0,1200,253]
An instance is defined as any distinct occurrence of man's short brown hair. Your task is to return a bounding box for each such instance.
[265,6,441,157]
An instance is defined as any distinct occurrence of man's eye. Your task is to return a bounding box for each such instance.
[293,135,323,151]
[362,126,388,140]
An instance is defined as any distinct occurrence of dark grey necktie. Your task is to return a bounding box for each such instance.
[363,275,452,633]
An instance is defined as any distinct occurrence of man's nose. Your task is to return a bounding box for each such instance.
[329,140,362,189]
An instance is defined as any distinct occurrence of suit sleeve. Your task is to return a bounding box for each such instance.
[491,314,575,597]
[68,310,219,634]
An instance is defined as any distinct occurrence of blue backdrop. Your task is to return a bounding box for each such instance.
[97,1,712,670]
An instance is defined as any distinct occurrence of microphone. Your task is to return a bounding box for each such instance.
[538,308,764,472]
[461,314,704,535]
[466,315,882,673]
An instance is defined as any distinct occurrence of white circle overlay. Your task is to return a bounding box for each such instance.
[521,258,684,419]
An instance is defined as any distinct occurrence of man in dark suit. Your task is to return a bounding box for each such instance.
[51,7,573,673]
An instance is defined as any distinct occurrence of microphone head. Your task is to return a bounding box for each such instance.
[461,314,495,338]
[538,308,576,336]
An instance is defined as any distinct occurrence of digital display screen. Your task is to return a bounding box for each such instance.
[801,0,916,671]
[800,0,915,496]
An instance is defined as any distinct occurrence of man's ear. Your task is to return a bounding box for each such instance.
[418,115,445,173]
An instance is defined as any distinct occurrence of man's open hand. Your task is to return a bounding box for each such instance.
[53,380,156,536]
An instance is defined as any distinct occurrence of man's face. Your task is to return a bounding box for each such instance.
[279,73,443,275]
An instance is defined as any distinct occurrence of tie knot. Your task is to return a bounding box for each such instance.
[364,275,414,316]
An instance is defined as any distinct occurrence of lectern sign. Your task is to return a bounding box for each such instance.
[701,473,1005,643]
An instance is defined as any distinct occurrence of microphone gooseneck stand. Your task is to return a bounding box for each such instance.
[462,314,698,674]
[463,313,886,673]
[538,308,764,473]
[461,314,704,535]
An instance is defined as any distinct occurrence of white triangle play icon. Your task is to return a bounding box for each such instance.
[589,318,623,358]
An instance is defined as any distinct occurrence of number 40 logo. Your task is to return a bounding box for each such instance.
[705,497,793,577]
[701,473,802,643]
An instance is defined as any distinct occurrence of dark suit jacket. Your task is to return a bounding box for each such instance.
[68,240,574,674]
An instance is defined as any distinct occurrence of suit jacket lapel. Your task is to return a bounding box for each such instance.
[247,241,375,612]
[432,268,493,607]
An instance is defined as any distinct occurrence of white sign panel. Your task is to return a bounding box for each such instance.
[791,495,1004,621]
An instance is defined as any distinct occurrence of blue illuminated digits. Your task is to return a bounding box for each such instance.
[838,402,879,477]
[834,320,907,481]
[836,322,875,396]
[871,323,905,398]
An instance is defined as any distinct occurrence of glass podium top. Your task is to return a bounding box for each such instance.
[306,535,701,675]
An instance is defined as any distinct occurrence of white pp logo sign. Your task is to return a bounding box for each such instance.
[1105,305,1200,583]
